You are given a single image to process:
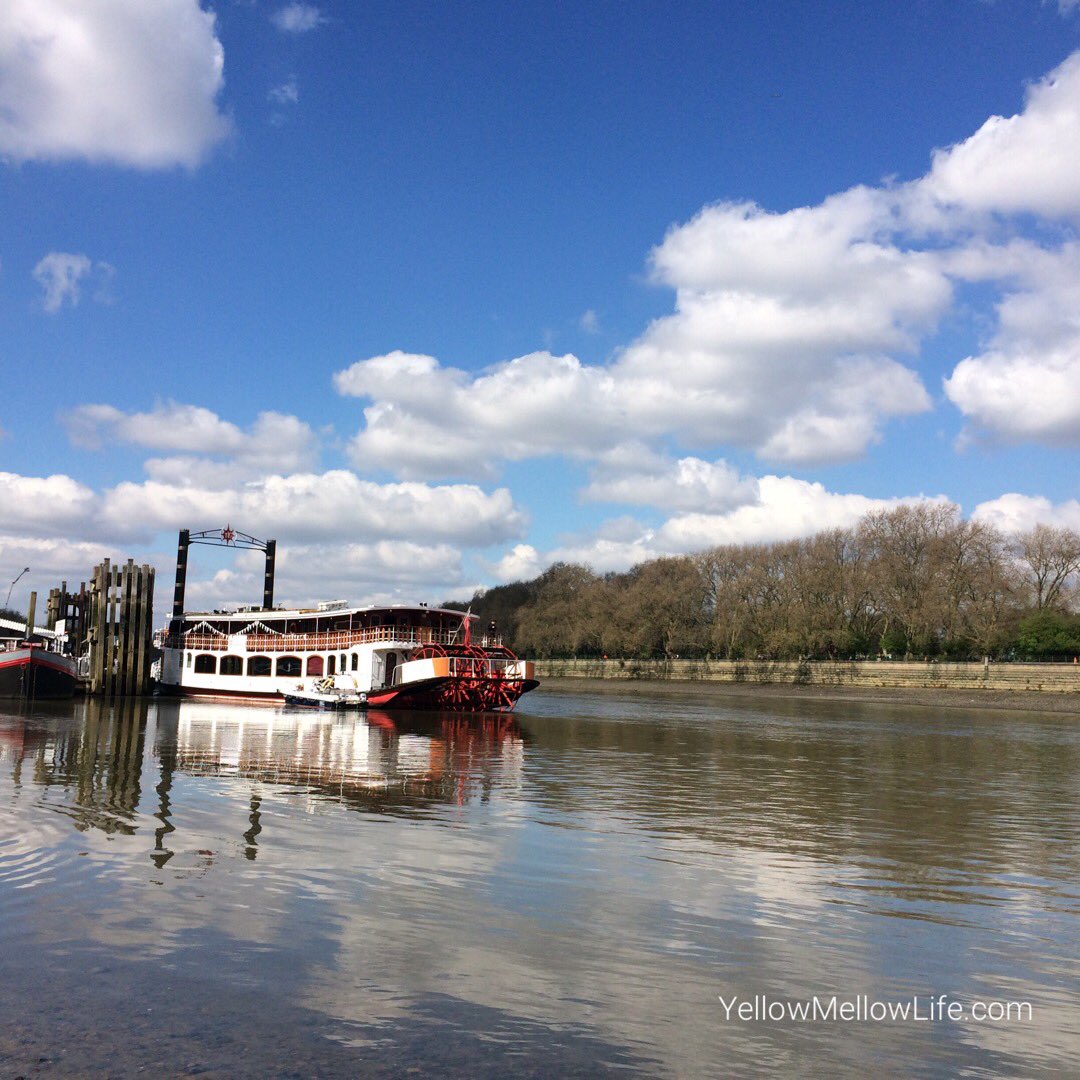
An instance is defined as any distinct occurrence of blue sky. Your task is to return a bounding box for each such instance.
[2,0,1079,612]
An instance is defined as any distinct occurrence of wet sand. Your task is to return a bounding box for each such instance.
[537,676,1080,714]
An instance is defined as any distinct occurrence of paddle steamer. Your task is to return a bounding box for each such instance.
[159,602,536,709]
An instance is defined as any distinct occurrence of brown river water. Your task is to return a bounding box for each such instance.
[0,686,1077,1078]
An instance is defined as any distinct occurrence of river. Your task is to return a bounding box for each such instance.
[1,686,1077,1077]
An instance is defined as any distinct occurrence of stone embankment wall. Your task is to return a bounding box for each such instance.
[534,658,1080,693]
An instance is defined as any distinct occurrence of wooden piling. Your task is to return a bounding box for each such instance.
[88,559,155,697]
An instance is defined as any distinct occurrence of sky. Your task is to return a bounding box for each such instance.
[2,0,1080,616]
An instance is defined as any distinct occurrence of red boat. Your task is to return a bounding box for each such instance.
[0,644,78,700]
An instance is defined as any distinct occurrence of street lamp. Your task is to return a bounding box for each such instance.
[5,568,29,609]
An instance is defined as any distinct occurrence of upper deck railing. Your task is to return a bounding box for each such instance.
[167,624,501,653]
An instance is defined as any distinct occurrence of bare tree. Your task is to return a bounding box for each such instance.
[859,503,960,657]
[1010,524,1080,611]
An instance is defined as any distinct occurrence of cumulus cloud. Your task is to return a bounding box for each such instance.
[66,401,245,452]
[971,493,1080,534]
[0,464,527,554]
[922,51,1080,219]
[63,402,320,483]
[336,350,623,479]
[582,448,760,513]
[182,540,467,610]
[0,472,98,538]
[98,473,525,547]
[332,50,1080,479]
[271,4,325,33]
[0,464,528,606]
[335,187,944,474]
[944,244,1080,445]
[488,544,543,583]
[0,535,116,612]
[519,477,944,576]
[0,0,230,168]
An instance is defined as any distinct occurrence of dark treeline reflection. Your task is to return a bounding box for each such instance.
[448,506,1080,661]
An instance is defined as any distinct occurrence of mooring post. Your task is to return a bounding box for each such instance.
[263,539,277,611]
[90,559,110,695]
[173,529,190,624]
[25,591,37,641]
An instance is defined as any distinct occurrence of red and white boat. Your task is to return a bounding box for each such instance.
[0,642,78,700]
[158,602,538,711]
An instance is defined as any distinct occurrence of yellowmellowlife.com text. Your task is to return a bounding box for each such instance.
[717,995,1033,1023]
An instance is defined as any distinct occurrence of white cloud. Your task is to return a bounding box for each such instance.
[336,350,622,479]
[63,402,320,482]
[182,540,467,610]
[922,51,1080,219]
[0,0,230,168]
[0,535,116,611]
[944,243,1080,445]
[32,252,90,312]
[32,252,116,313]
[91,473,526,548]
[579,309,600,333]
[524,477,943,575]
[332,51,1080,472]
[268,78,299,106]
[65,401,245,453]
[489,544,542,583]
[0,472,98,538]
[582,449,760,513]
[334,193,943,476]
[271,4,325,33]
[0,464,528,605]
[971,493,1080,534]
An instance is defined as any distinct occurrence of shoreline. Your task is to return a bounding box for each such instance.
[535,676,1080,714]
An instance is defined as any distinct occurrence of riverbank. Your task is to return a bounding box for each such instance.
[536,677,1080,713]
[533,658,1080,714]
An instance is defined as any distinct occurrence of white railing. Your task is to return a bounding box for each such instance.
[166,625,503,653]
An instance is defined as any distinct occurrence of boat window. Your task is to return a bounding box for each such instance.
[328,654,336,676]
[220,655,243,676]
[248,656,272,677]
[307,656,323,676]
[351,653,358,671]
[276,656,301,677]
[186,652,192,667]
[194,654,216,674]
[340,653,347,669]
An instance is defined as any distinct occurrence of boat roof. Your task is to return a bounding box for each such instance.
[180,603,473,621]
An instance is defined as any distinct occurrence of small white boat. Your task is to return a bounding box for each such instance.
[283,678,368,710]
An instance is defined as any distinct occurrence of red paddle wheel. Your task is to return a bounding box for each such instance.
[406,641,529,711]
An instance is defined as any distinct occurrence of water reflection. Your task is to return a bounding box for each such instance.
[0,691,1076,1077]
[166,702,524,816]
[0,700,526,844]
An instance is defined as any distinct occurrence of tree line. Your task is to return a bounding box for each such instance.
[447,504,1080,661]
